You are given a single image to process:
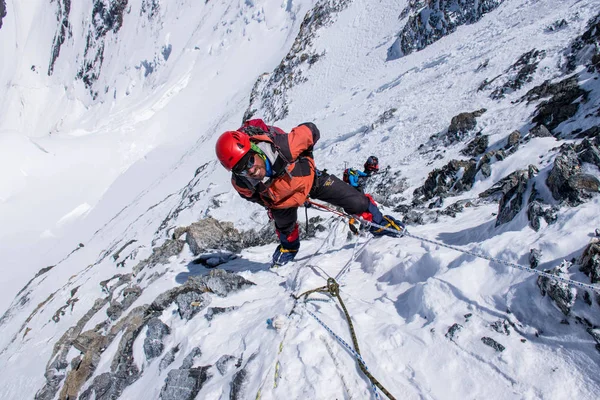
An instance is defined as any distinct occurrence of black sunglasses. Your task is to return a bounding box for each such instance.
[232,151,257,176]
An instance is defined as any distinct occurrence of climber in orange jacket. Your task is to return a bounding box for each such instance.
[215,119,404,266]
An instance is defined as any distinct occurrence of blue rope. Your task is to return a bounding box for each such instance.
[304,306,381,399]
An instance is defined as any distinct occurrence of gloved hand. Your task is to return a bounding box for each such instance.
[303,201,312,208]
[370,215,405,237]
[272,245,298,266]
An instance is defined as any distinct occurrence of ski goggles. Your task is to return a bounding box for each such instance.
[232,151,257,176]
[233,143,266,176]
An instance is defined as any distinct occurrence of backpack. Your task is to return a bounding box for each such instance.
[343,168,350,183]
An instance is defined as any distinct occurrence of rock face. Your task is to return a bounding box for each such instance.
[537,261,577,315]
[461,134,489,157]
[546,140,600,206]
[564,12,600,73]
[244,0,352,122]
[413,159,478,204]
[429,109,487,145]
[37,269,254,400]
[521,76,589,134]
[144,318,171,360]
[580,241,600,283]
[0,1,6,30]
[186,217,243,255]
[478,49,546,99]
[481,337,505,352]
[494,166,537,227]
[387,0,504,60]
[133,239,185,275]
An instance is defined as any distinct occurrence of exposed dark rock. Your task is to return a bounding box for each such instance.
[445,323,463,341]
[216,355,239,375]
[414,159,478,203]
[481,336,505,352]
[446,109,487,144]
[488,49,546,100]
[579,241,600,283]
[546,142,600,206]
[477,150,506,178]
[150,269,255,313]
[186,217,243,255]
[205,306,238,322]
[529,124,553,138]
[527,186,559,232]
[461,134,489,157]
[48,0,72,75]
[545,19,568,33]
[506,131,521,149]
[363,167,408,207]
[564,13,600,72]
[144,318,171,360]
[159,345,180,372]
[490,320,510,335]
[160,366,211,400]
[244,0,352,122]
[478,165,538,226]
[387,0,503,60]
[76,0,128,98]
[0,1,6,30]
[530,249,542,269]
[181,347,202,369]
[176,292,211,320]
[230,352,258,400]
[78,372,112,400]
[133,239,185,275]
[577,126,600,139]
[537,261,576,315]
[521,76,589,134]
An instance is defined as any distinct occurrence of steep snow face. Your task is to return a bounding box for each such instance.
[1,0,600,399]
[0,0,316,303]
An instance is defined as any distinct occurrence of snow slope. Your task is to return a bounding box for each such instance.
[0,0,599,399]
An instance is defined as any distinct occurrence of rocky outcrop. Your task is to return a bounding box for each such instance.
[363,167,408,207]
[413,159,478,204]
[495,166,538,226]
[144,318,171,360]
[537,261,577,315]
[229,352,258,400]
[439,109,487,145]
[580,240,600,283]
[564,12,600,73]
[48,0,72,75]
[38,270,254,400]
[185,217,243,255]
[244,0,352,122]
[481,337,505,352]
[387,0,504,60]
[0,0,6,30]
[520,76,589,134]
[133,239,185,275]
[76,0,129,98]
[461,134,489,157]
[546,139,600,206]
[160,347,211,400]
[478,49,546,99]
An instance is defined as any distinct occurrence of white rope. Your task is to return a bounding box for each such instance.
[362,219,600,294]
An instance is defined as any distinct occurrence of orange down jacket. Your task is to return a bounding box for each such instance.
[231,119,320,209]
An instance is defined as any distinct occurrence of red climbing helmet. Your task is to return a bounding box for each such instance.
[364,156,379,172]
[215,130,252,171]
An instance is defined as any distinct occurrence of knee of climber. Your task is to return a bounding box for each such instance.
[276,223,300,250]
